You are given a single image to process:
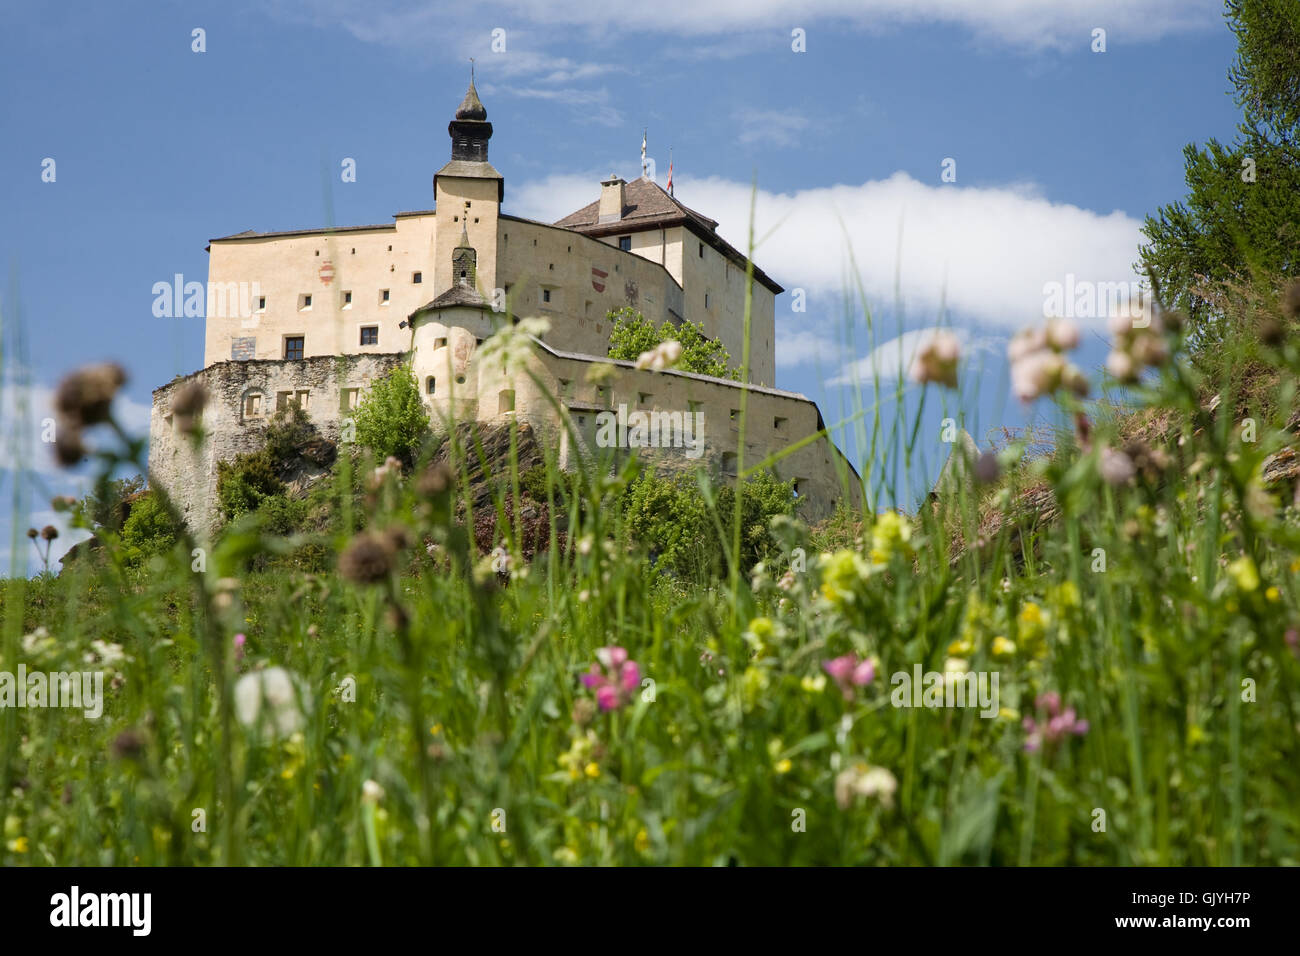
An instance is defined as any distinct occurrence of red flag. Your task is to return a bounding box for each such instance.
[666,159,673,197]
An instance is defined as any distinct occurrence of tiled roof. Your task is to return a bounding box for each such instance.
[412,284,489,314]
[553,177,782,294]
[210,222,395,242]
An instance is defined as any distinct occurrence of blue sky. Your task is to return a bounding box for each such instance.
[0,0,1244,571]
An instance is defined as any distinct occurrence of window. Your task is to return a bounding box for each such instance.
[342,290,352,308]
[299,294,312,310]
[792,480,802,498]
[276,391,293,411]
[688,400,703,414]
[342,388,360,411]
[774,416,787,431]
[638,392,652,406]
[413,272,422,284]
[542,289,552,303]
[243,393,263,417]
[498,389,516,414]
[559,378,572,397]
[380,289,390,304]
[729,408,739,423]
[295,390,310,410]
[699,242,704,258]
[705,293,711,309]
[257,296,266,312]
[596,386,610,407]
[456,374,466,385]
[618,236,632,252]
[284,336,304,360]
[434,337,448,349]
[426,376,436,395]
[360,326,378,346]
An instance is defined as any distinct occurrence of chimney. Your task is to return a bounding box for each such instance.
[598,175,625,224]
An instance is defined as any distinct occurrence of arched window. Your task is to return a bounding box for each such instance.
[426,376,436,395]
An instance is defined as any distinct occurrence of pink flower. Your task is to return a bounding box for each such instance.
[233,632,246,662]
[908,332,961,389]
[582,646,642,711]
[822,653,875,700]
[1023,692,1088,752]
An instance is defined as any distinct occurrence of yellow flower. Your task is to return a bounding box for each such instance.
[819,550,871,606]
[801,674,827,694]
[280,768,294,780]
[1227,556,1260,593]
[1290,558,1300,574]
[7,836,28,854]
[991,636,1016,659]
[1188,724,1206,746]
[774,758,793,774]
[584,762,601,779]
[997,707,1018,720]
[947,637,974,657]
[430,723,443,736]
[869,511,912,564]
[634,828,650,853]
[1266,586,1280,603]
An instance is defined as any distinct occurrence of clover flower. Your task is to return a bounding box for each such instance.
[1022,692,1088,752]
[822,653,876,700]
[1008,320,1088,402]
[581,645,641,711]
[835,762,897,810]
[908,331,961,388]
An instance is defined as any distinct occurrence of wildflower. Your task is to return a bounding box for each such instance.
[1227,556,1260,593]
[991,636,1016,659]
[233,632,246,662]
[1008,322,1088,402]
[635,339,683,371]
[54,362,127,427]
[367,456,403,489]
[338,533,394,584]
[1099,446,1136,486]
[819,549,871,605]
[835,762,897,810]
[1022,692,1088,752]
[775,758,792,774]
[822,653,875,700]
[86,639,126,668]
[490,546,512,575]
[581,646,641,712]
[634,828,651,852]
[801,673,827,694]
[584,761,601,779]
[40,525,58,542]
[170,381,207,434]
[1106,306,1171,382]
[51,495,77,512]
[7,836,29,854]
[557,731,598,781]
[361,780,385,804]
[415,462,454,498]
[54,428,87,467]
[26,527,38,539]
[233,667,309,739]
[908,331,961,388]
[1266,586,1281,603]
[869,510,912,564]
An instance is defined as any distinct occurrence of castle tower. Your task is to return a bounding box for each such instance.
[433,78,502,298]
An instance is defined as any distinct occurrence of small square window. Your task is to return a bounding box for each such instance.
[638,392,651,406]
[360,326,378,346]
[618,236,631,252]
[434,337,448,349]
[380,289,390,304]
[276,391,293,411]
[413,272,422,284]
[774,416,787,430]
[257,296,266,312]
[284,336,304,360]
[729,408,739,422]
[343,388,360,410]
[542,289,552,303]
[244,393,263,417]
[342,291,352,307]
[299,294,312,310]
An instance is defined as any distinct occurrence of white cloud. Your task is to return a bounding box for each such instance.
[509,170,1145,331]
[481,83,623,127]
[736,108,810,148]
[825,327,998,386]
[268,0,1217,51]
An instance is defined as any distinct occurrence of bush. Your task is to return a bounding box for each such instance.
[217,448,284,521]
[606,307,740,380]
[351,364,429,464]
[119,489,180,564]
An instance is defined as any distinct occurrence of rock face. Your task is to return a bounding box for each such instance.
[150,353,407,534]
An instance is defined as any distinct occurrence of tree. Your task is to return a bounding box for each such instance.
[351,364,429,464]
[606,307,741,380]
[1138,1,1300,343]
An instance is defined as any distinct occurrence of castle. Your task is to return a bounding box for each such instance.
[150,81,862,531]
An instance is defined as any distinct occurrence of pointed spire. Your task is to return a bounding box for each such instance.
[455,61,487,121]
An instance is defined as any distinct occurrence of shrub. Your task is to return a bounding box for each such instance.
[119,489,180,564]
[606,307,740,380]
[351,364,429,464]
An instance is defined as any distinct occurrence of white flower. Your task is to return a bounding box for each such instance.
[1045,318,1080,352]
[835,762,898,810]
[908,331,961,388]
[1099,446,1136,486]
[234,667,309,739]
[361,779,385,804]
[635,339,684,372]
[1106,349,1136,382]
[86,639,127,668]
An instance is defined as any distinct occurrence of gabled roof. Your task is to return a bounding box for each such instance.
[411,284,489,315]
[553,177,783,294]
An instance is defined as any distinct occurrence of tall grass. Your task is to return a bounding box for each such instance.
[2,256,1299,865]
